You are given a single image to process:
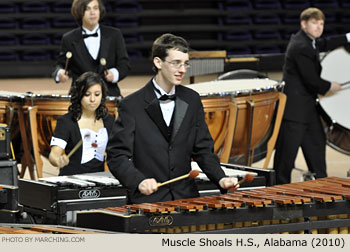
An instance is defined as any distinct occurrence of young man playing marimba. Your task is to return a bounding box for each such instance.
[107,33,238,204]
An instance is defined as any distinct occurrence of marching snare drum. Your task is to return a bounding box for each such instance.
[187,79,283,164]
[320,47,350,155]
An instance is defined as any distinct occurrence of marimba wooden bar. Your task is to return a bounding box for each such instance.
[76,177,350,234]
[0,224,113,234]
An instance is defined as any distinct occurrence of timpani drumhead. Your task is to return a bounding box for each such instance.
[320,47,350,154]
[320,47,350,130]
[186,78,280,96]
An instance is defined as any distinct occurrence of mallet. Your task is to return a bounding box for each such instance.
[64,51,72,75]
[157,170,200,188]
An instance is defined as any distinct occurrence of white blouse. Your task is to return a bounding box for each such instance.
[50,128,108,164]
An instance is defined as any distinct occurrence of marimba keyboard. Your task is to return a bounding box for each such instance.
[0,224,115,234]
[18,163,273,225]
[76,177,350,234]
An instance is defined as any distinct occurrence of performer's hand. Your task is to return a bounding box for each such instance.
[329,82,341,92]
[219,177,239,192]
[56,154,69,169]
[104,70,114,82]
[138,178,158,195]
[58,69,69,83]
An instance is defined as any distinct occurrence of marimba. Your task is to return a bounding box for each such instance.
[18,171,125,225]
[18,163,274,225]
[0,224,114,234]
[76,177,350,234]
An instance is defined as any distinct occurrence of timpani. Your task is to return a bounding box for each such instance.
[187,78,286,167]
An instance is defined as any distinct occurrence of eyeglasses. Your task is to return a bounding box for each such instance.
[163,60,190,69]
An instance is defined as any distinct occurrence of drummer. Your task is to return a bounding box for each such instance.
[52,0,130,98]
[273,7,350,185]
[49,72,115,176]
[106,33,238,204]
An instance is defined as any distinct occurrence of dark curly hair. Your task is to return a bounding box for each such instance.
[69,72,108,121]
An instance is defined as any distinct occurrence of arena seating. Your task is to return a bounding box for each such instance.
[0,0,348,77]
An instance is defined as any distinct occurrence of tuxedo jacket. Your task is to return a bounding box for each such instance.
[282,30,347,123]
[53,112,115,176]
[107,80,226,204]
[53,25,130,97]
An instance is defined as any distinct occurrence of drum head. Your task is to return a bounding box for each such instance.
[186,79,280,97]
[320,47,350,129]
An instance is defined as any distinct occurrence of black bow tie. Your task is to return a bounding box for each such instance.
[82,32,98,39]
[159,94,176,101]
[154,87,176,101]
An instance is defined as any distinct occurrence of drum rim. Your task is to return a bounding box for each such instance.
[197,83,284,97]
[188,79,284,97]
[326,141,350,155]
[24,93,71,100]
[22,93,118,102]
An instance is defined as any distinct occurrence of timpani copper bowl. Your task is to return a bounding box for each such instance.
[187,78,285,166]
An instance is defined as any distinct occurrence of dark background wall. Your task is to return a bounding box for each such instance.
[0,0,349,78]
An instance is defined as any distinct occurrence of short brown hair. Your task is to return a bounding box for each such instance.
[300,7,325,22]
[71,0,106,24]
[151,33,189,72]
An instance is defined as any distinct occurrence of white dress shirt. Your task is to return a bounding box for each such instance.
[56,25,119,82]
[82,25,100,60]
[152,79,175,126]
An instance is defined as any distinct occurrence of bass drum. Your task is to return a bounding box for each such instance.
[319,47,350,155]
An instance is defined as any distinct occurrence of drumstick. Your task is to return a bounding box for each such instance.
[67,139,82,158]
[67,133,90,158]
[228,173,255,192]
[157,170,200,188]
[64,51,72,75]
[341,80,350,87]
[100,58,108,75]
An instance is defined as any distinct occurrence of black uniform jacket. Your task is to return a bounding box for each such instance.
[53,25,130,97]
[107,80,226,204]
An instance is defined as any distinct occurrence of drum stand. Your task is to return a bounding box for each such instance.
[293,167,316,182]
[13,104,36,180]
[217,103,237,163]
[245,99,255,166]
[262,93,286,168]
[241,92,286,168]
